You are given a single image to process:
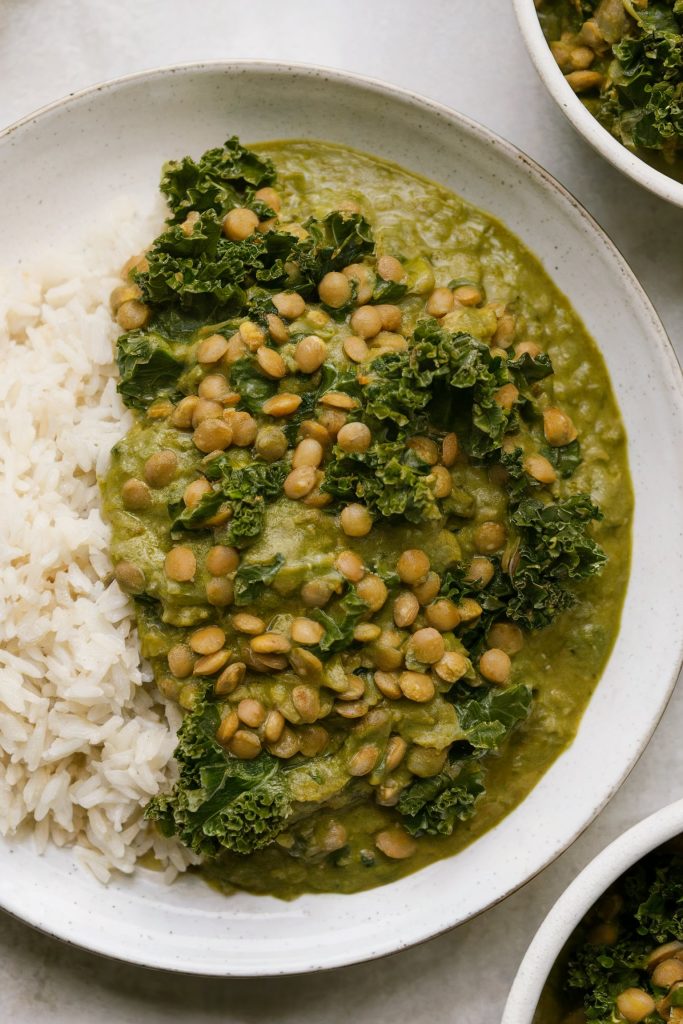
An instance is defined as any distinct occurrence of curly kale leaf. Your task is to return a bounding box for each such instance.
[169,488,225,532]
[564,853,683,1019]
[322,441,440,522]
[543,438,582,478]
[205,458,287,546]
[490,495,607,630]
[295,211,375,288]
[312,588,368,657]
[566,937,651,1021]
[498,447,533,503]
[511,493,605,580]
[228,356,279,414]
[371,275,408,304]
[610,4,683,154]
[116,331,185,410]
[361,320,543,454]
[233,555,285,606]
[631,854,683,942]
[160,136,276,222]
[135,223,301,318]
[452,683,533,750]
[171,458,286,542]
[397,760,485,837]
[440,494,606,632]
[146,695,291,856]
[507,349,554,383]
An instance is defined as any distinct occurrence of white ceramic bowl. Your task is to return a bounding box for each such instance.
[513,0,683,208]
[1,62,682,977]
[503,799,683,1023]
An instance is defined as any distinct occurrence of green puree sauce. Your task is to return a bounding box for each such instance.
[102,140,632,899]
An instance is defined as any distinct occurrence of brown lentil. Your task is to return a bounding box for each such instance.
[164,546,196,582]
[206,577,234,607]
[434,651,469,684]
[232,612,266,635]
[349,744,380,777]
[262,393,302,417]
[399,671,435,703]
[143,450,178,488]
[215,661,246,695]
[393,591,420,628]
[121,478,151,510]
[197,334,229,365]
[375,828,417,860]
[229,729,262,759]
[479,648,512,685]
[397,549,430,585]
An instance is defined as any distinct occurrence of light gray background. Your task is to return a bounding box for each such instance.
[1,1,681,1021]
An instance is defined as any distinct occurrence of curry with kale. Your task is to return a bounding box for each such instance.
[102,137,632,897]
[534,845,683,1023]
[537,0,683,179]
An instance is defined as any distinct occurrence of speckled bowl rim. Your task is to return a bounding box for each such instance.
[502,799,683,1023]
[0,60,681,976]
[513,0,683,208]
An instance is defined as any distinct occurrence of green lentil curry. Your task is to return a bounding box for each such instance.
[534,844,683,1023]
[102,138,632,898]
[538,0,683,181]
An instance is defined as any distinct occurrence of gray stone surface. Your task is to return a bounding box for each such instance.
[1,1,681,1020]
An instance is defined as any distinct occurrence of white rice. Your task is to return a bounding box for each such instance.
[0,201,199,884]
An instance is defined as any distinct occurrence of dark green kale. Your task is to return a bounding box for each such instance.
[291,211,375,293]
[452,683,533,750]
[543,438,582,478]
[566,937,651,1020]
[311,588,369,657]
[371,275,408,304]
[439,494,606,632]
[609,3,683,156]
[170,458,287,543]
[159,136,276,222]
[204,458,287,547]
[168,488,225,532]
[563,853,683,1021]
[361,320,547,455]
[146,693,291,856]
[115,331,185,410]
[501,495,606,628]
[397,760,485,837]
[498,447,533,503]
[322,441,441,522]
[631,854,683,942]
[233,555,285,606]
[228,356,279,415]
[134,223,300,319]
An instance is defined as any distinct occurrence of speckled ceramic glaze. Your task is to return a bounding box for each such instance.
[0,62,681,977]
[513,0,683,208]
[503,799,683,1023]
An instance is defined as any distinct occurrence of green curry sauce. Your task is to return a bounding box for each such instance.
[102,139,632,898]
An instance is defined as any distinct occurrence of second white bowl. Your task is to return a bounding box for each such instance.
[503,799,683,1023]
[513,0,683,208]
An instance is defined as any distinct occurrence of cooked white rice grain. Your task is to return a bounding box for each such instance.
[0,201,199,883]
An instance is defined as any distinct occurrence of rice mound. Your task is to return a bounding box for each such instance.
[0,204,198,883]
